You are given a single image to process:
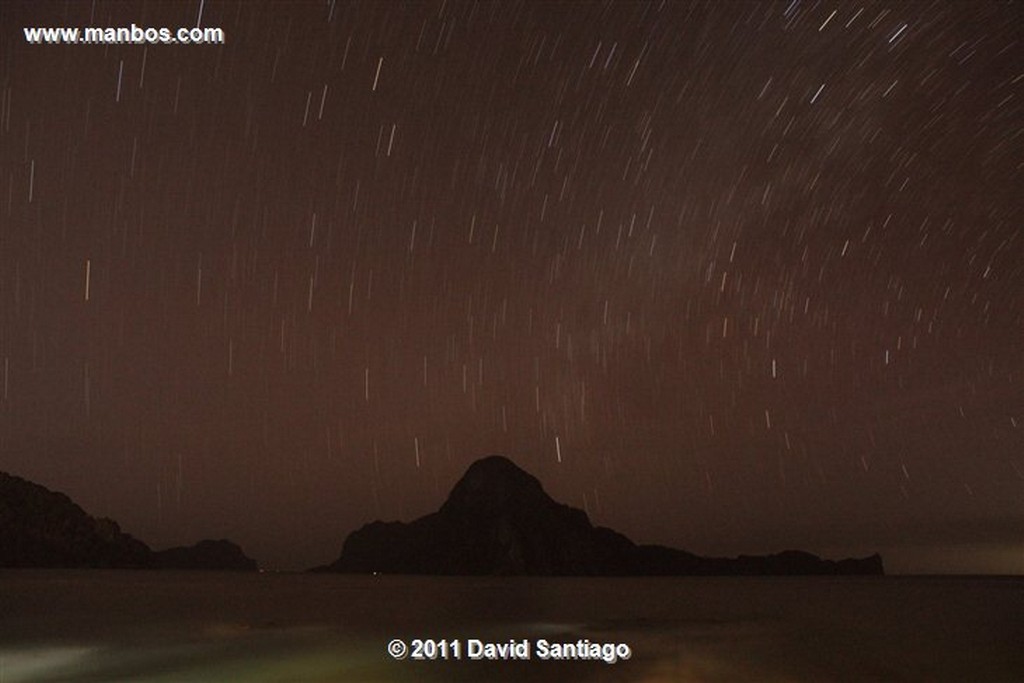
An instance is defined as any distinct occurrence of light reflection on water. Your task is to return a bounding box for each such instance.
[1,647,96,682]
[0,571,1020,682]
[0,641,391,683]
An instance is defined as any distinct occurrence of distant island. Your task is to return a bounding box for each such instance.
[0,471,257,570]
[318,455,884,576]
[2,457,884,575]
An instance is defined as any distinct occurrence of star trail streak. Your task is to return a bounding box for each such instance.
[0,1,1020,572]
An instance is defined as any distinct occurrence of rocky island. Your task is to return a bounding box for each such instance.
[318,455,884,576]
[0,471,257,571]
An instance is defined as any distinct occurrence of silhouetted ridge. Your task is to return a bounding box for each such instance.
[318,455,884,576]
[0,472,150,568]
[440,455,553,516]
[154,539,258,571]
[0,471,257,570]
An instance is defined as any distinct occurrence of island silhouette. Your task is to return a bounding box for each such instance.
[2,457,882,574]
[317,455,884,576]
[0,470,257,570]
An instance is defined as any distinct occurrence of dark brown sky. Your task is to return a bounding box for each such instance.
[1,0,1021,572]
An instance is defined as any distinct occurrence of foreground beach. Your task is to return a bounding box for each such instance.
[0,571,1020,682]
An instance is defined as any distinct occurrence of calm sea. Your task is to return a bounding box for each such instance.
[0,571,1020,682]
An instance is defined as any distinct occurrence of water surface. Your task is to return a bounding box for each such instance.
[0,571,1020,682]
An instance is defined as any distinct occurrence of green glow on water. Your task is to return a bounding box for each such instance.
[0,642,431,683]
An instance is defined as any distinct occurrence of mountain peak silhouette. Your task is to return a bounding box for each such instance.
[320,455,884,576]
[440,454,553,517]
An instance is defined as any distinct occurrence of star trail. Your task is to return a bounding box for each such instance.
[0,1,1020,572]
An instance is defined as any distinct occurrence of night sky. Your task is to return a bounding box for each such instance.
[1,0,1020,573]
